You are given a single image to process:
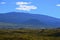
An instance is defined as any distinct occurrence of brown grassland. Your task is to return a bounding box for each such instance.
[0,29,60,40]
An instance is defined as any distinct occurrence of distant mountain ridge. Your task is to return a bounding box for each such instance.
[0,12,60,29]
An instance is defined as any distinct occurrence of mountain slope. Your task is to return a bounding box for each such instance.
[0,12,60,28]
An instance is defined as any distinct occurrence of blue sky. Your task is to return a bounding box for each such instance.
[0,0,60,18]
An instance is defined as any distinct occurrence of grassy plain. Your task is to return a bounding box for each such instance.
[0,29,60,40]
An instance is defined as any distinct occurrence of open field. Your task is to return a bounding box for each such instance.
[0,29,60,40]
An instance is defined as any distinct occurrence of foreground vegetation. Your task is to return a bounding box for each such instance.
[0,29,60,40]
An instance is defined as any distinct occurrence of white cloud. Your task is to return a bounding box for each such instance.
[16,2,31,5]
[0,2,6,4]
[16,2,37,11]
[56,4,60,6]
[16,5,37,11]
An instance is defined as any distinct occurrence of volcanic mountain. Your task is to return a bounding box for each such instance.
[0,12,60,29]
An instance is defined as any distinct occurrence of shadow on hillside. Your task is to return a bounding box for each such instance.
[48,32,60,37]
